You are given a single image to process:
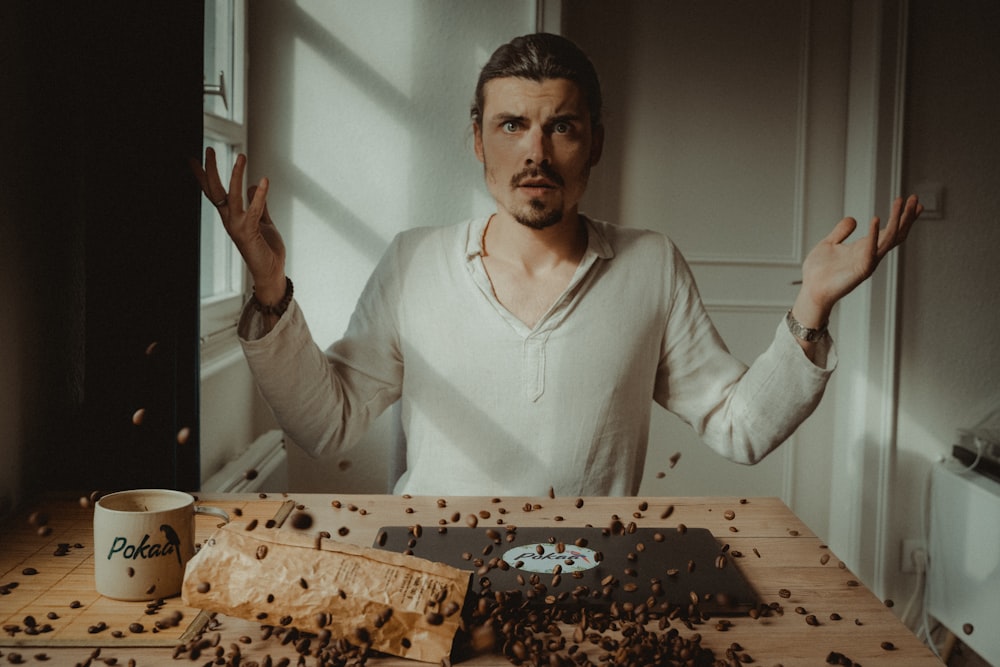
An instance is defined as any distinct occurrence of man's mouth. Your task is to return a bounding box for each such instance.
[511,168,564,191]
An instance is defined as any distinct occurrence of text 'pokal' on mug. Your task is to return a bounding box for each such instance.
[93,489,229,600]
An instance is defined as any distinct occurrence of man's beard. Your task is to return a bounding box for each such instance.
[514,198,564,230]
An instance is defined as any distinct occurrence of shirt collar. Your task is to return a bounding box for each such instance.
[465,214,616,261]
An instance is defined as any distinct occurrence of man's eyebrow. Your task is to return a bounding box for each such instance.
[490,112,526,124]
[488,112,584,125]
[548,112,584,124]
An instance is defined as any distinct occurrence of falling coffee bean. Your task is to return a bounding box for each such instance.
[290,512,314,530]
[197,582,211,594]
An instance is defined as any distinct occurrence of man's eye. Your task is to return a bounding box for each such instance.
[502,121,520,133]
[553,122,571,134]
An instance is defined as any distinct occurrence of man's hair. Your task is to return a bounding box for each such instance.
[471,33,603,130]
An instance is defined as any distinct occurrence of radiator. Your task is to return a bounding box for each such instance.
[927,460,1000,665]
[201,429,288,493]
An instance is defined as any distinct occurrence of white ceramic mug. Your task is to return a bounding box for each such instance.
[93,489,229,600]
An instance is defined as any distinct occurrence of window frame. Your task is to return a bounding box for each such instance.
[201,0,249,358]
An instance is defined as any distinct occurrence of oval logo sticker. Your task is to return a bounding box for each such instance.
[502,543,600,574]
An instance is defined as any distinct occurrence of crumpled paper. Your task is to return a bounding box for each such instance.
[182,522,471,663]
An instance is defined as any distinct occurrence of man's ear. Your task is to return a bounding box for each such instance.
[589,124,605,167]
[473,123,485,164]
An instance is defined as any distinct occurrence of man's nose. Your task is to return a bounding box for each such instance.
[525,127,551,165]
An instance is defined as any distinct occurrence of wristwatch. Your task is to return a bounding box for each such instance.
[785,309,827,342]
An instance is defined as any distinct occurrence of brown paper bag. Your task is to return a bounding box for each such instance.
[182,522,471,663]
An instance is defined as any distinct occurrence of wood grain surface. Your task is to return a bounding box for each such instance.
[0,493,943,666]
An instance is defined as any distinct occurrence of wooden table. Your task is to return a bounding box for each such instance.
[1,493,942,666]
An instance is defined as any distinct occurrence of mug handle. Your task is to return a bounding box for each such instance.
[195,505,231,524]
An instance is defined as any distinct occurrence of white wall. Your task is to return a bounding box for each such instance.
[246,0,538,491]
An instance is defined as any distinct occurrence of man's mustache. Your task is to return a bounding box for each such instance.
[510,164,564,188]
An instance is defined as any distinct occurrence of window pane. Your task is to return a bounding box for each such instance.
[204,0,236,121]
[200,139,243,301]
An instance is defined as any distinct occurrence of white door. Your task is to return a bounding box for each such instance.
[567,1,854,532]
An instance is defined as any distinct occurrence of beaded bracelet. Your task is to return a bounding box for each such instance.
[249,277,294,318]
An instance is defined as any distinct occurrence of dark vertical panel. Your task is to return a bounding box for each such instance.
[8,1,203,496]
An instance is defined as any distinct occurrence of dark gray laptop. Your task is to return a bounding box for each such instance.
[372,524,758,616]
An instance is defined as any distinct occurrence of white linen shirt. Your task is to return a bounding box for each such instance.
[238,216,836,496]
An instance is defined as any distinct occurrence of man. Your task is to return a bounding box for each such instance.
[194,34,921,496]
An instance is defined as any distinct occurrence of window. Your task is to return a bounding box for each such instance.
[201,0,248,350]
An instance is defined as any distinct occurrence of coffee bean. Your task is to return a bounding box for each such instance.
[244,469,258,481]
[724,510,736,520]
[963,622,974,635]
[338,526,350,537]
[126,567,134,578]
[21,568,38,576]
[661,505,674,519]
[197,582,211,593]
[245,519,258,531]
[820,553,830,565]
[669,452,681,468]
[778,588,792,599]
[255,545,268,560]
[290,512,313,530]
[424,611,444,626]
[128,623,144,633]
[805,614,819,626]
[466,514,478,528]
[880,641,896,650]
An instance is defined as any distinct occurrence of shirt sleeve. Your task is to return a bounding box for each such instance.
[653,241,837,464]
[237,241,405,458]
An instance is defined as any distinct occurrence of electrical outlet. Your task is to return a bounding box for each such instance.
[900,539,926,574]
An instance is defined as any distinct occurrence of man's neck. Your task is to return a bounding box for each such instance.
[483,210,588,273]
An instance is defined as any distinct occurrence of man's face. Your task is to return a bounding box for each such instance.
[474,77,603,230]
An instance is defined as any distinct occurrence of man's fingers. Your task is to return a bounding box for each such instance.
[246,178,271,225]
[227,153,248,213]
[825,216,859,245]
